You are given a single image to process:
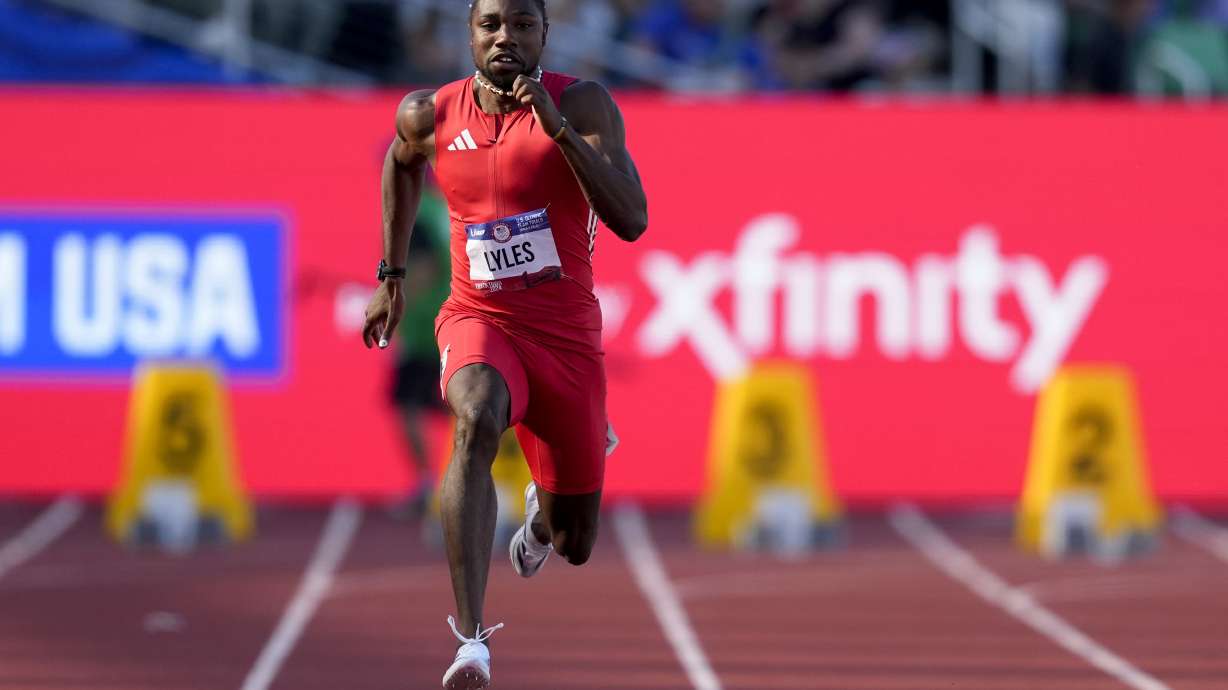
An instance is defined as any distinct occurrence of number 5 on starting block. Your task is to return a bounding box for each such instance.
[106,364,253,546]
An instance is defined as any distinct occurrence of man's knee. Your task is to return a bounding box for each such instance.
[452,402,502,463]
[551,527,597,566]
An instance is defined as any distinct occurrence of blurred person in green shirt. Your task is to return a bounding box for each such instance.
[388,188,452,519]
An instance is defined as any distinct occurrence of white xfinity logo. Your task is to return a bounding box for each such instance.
[636,214,1108,393]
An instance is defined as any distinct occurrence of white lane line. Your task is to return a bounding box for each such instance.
[1171,506,1228,564]
[611,504,722,690]
[0,496,83,582]
[240,499,363,690]
[888,504,1169,690]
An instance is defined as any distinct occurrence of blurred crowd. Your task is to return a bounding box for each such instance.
[383,0,951,91]
[39,0,1228,95]
[249,0,1228,95]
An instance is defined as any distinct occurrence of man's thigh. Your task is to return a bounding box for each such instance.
[437,313,529,426]
[514,348,606,496]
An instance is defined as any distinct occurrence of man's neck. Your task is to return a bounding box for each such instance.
[473,66,543,115]
[474,81,521,115]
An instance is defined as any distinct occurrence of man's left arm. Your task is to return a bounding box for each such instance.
[514,77,648,241]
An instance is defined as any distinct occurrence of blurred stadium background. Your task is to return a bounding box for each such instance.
[1,0,1227,688]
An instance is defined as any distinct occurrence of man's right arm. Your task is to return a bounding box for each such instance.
[363,89,436,350]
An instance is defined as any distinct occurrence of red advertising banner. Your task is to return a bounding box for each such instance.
[1,90,1225,503]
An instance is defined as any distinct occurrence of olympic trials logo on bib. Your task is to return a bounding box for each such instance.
[465,208,563,293]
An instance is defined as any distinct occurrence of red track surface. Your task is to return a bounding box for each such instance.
[0,502,1225,690]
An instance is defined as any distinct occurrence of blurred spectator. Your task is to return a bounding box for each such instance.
[538,0,619,81]
[1136,0,1228,96]
[876,0,947,90]
[1065,0,1228,97]
[630,0,766,89]
[398,1,465,84]
[147,0,219,20]
[251,0,342,61]
[751,0,887,91]
[610,0,651,40]
[327,1,404,81]
[1064,0,1154,93]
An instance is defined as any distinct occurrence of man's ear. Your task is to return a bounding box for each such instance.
[542,22,549,48]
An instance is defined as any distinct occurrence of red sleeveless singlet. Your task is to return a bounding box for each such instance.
[432,71,602,354]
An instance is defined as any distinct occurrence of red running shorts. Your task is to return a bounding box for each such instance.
[436,311,606,495]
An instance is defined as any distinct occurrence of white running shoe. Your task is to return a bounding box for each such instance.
[441,616,503,690]
[605,421,619,457]
[509,482,552,578]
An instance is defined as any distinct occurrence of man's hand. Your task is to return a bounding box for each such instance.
[514,74,564,139]
[362,279,405,349]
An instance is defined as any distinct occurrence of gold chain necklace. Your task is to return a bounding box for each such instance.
[474,66,542,98]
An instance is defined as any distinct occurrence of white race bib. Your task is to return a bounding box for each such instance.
[465,208,563,293]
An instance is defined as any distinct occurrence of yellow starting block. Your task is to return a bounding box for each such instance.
[695,362,842,554]
[424,425,533,548]
[1016,365,1161,560]
[106,364,253,551]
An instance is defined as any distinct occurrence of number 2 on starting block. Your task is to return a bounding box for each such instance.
[1015,365,1161,559]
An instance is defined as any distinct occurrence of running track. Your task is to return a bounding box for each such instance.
[0,499,1225,689]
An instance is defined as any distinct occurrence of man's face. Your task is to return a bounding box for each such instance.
[470,0,548,90]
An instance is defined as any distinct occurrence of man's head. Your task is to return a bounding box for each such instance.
[469,0,549,90]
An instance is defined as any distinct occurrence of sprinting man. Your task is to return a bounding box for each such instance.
[361,0,648,687]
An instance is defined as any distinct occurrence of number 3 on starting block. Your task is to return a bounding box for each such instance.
[695,362,842,552]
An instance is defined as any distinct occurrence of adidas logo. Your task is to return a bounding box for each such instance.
[447,129,479,151]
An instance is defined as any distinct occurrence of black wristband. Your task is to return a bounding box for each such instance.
[377,259,406,282]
